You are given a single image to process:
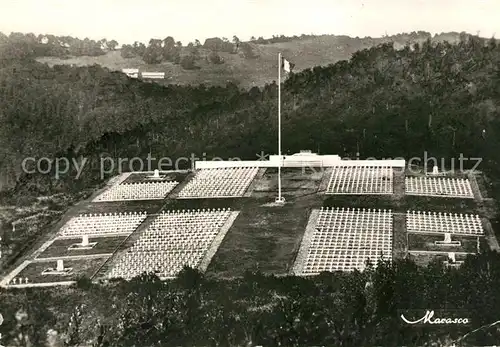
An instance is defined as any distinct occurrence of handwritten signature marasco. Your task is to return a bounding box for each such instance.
[401,310,469,325]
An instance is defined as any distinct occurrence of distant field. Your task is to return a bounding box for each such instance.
[35,34,463,88]
[37,236,127,259]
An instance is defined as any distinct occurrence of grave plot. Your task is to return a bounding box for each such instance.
[406,211,484,235]
[7,257,106,286]
[407,233,481,253]
[408,251,469,268]
[108,208,235,279]
[58,212,147,238]
[296,207,393,275]
[94,181,178,202]
[121,170,188,184]
[326,166,393,195]
[37,235,127,259]
[405,177,473,198]
[177,167,259,198]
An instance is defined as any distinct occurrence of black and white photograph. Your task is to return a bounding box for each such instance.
[1,0,500,346]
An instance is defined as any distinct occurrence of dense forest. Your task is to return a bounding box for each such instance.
[2,255,500,346]
[2,32,500,345]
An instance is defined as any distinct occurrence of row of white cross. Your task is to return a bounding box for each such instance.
[9,277,30,285]
[405,177,473,198]
[325,166,474,198]
[406,210,483,235]
[109,251,202,279]
[89,166,476,201]
[95,181,178,201]
[107,210,232,279]
[303,208,393,274]
[302,207,483,274]
[177,167,259,198]
[58,212,147,237]
[326,166,394,195]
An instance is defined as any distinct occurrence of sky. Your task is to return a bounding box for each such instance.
[1,0,499,45]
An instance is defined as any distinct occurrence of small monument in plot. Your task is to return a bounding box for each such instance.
[274,196,286,204]
[68,235,97,250]
[429,165,450,176]
[146,169,167,180]
[42,259,73,276]
[444,252,464,268]
[448,252,456,263]
[427,165,443,176]
[435,232,461,246]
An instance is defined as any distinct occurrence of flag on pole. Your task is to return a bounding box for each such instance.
[281,57,295,73]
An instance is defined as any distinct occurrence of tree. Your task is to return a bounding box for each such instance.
[65,304,85,346]
[0,31,8,43]
[208,50,224,64]
[231,35,240,53]
[180,54,198,70]
[99,38,107,50]
[107,39,119,50]
[162,36,177,61]
[120,44,135,58]
[143,38,163,64]
[194,39,201,47]
[240,42,258,59]
[187,43,200,59]
[133,41,146,56]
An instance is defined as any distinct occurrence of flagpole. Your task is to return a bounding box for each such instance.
[277,52,282,202]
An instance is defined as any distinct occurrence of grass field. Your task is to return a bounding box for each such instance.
[206,169,324,277]
[79,200,165,214]
[323,195,396,210]
[15,258,106,284]
[37,236,127,259]
[393,213,407,260]
[474,173,491,199]
[206,203,314,277]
